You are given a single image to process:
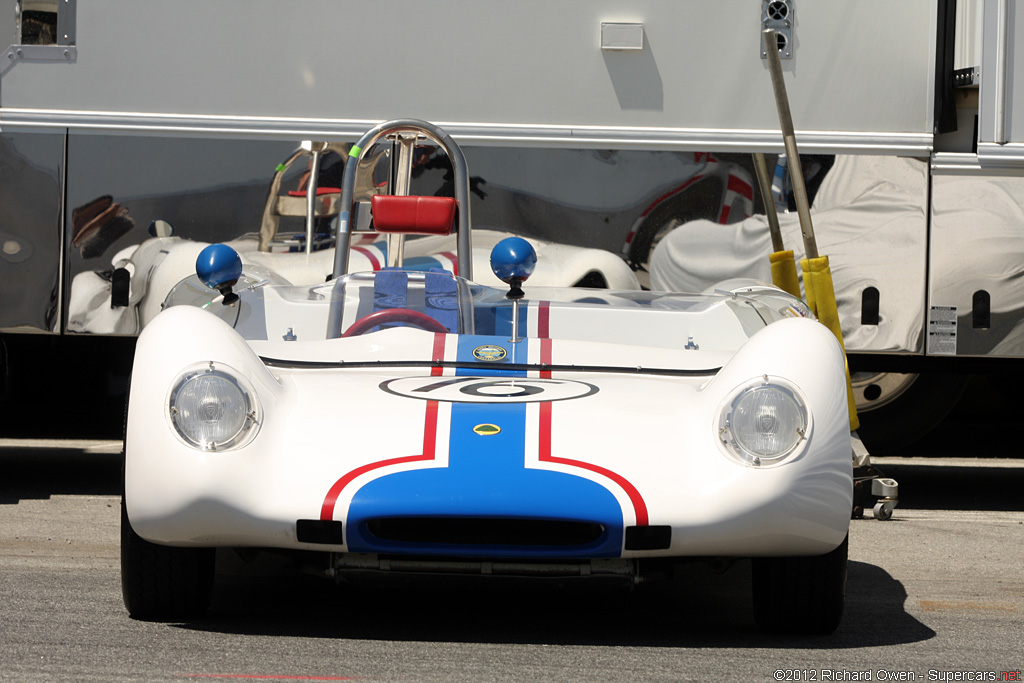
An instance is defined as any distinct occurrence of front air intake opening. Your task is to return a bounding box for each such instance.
[365,517,606,547]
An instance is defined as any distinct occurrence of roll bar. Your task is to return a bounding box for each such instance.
[330,119,473,281]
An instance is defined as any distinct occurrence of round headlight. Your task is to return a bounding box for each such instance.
[717,376,808,467]
[169,362,260,451]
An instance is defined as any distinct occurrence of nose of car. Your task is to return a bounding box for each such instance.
[344,410,625,558]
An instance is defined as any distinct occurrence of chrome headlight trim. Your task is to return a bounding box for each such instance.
[167,361,261,451]
[716,375,810,468]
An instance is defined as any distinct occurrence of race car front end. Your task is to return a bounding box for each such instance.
[123,301,851,632]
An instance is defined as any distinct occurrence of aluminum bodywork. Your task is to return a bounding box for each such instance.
[125,285,853,561]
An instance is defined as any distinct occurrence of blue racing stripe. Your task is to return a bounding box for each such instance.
[345,335,624,557]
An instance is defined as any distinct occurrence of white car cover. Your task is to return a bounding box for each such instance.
[650,155,930,353]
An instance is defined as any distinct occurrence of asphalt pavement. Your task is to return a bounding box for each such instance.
[1,435,1021,681]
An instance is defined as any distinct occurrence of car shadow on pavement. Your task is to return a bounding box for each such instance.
[172,552,934,649]
[0,446,121,504]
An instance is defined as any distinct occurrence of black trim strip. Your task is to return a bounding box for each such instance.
[296,519,344,545]
[259,358,721,377]
[933,0,958,135]
[625,525,672,550]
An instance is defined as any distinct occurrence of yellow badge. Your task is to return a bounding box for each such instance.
[472,345,507,362]
[473,424,501,436]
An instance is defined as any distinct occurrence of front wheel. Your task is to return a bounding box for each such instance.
[751,535,848,634]
[121,502,215,620]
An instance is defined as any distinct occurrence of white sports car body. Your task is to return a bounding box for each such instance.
[122,121,853,634]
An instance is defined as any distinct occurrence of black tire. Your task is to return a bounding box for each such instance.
[627,180,723,268]
[751,534,848,635]
[120,501,215,620]
[121,371,215,620]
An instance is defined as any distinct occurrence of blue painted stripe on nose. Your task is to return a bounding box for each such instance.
[345,335,624,557]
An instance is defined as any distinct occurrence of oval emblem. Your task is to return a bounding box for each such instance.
[380,376,598,403]
[473,423,501,436]
[472,345,507,362]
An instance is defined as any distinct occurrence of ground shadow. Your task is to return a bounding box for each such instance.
[171,553,934,650]
[872,462,1024,512]
[0,446,121,504]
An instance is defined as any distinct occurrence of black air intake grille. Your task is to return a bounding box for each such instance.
[365,517,605,547]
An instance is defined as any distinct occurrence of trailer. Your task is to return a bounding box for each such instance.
[1,0,1022,449]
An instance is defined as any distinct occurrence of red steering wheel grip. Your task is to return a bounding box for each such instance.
[341,308,449,337]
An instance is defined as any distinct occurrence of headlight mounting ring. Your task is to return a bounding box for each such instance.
[716,375,810,468]
[167,361,261,451]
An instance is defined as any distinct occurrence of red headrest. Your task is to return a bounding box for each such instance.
[371,195,457,235]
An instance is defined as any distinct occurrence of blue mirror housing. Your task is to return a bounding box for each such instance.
[489,237,537,284]
[196,244,242,305]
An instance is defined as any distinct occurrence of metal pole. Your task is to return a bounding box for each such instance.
[751,152,785,253]
[994,0,1010,144]
[386,133,417,268]
[303,142,326,255]
[763,28,818,260]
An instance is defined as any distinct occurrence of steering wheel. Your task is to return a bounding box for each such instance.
[341,308,449,337]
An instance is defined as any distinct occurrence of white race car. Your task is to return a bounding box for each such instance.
[68,142,639,336]
[122,120,853,634]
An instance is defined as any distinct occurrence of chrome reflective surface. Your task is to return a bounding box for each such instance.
[0,132,63,332]
[62,134,297,334]
[15,125,1024,359]
[651,155,930,355]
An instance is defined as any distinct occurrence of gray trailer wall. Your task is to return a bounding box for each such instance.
[5,0,974,357]
[2,0,936,152]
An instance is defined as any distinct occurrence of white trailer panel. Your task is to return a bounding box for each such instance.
[979,0,1024,163]
[2,0,936,152]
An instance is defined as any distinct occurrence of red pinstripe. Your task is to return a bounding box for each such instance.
[536,331,650,527]
[183,674,354,681]
[318,325,651,530]
[319,334,446,521]
[537,300,550,341]
[351,245,382,271]
[439,251,458,276]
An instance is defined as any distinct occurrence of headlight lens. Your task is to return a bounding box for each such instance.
[169,362,260,451]
[717,376,808,467]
